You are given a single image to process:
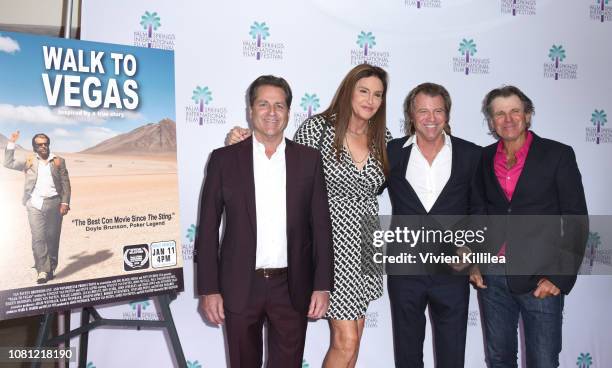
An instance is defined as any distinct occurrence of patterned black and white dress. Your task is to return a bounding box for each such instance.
[294,115,391,320]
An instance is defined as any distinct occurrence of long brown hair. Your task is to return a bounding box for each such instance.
[320,64,389,176]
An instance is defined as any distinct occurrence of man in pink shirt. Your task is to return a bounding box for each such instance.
[470,86,588,368]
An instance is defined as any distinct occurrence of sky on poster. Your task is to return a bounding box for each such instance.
[0,31,175,153]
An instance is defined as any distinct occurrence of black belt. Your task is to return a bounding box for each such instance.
[255,267,288,278]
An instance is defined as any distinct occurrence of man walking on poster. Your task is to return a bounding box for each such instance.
[4,131,71,284]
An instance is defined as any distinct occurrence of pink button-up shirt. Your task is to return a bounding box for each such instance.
[494,131,533,256]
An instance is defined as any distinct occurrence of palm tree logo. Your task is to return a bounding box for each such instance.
[86,363,96,368]
[548,45,566,80]
[587,232,601,267]
[357,31,376,56]
[576,352,593,368]
[300,93,320,118]
[458,39,477,75]
[302,359,310,368]
[598,0,609,22]
[186,224,197,242]
[192,86,213,125]
[140,11,161,48]
[591,109,607,144]
[249,22,270,60]
[129,299,151,319]
[187,360,202,368]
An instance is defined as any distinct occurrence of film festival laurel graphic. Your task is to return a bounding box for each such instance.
[351,31,390,68]
[293,92,321,128]
[501,0,536,16]
[543,44,577,80]
[134,11,176,50]
[186,86,227,125]
[452,38,490,75]
[243,21,284,60]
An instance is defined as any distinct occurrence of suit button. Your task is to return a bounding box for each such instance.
[507,208,512,213]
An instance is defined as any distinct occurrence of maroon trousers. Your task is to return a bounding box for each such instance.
[224,272,308,368]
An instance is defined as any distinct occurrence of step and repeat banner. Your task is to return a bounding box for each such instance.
[0,31,183,321]
[76,0,612,367]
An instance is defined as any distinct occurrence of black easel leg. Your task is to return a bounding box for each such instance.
[32,313,53,368]
[78,308,91,368]
[158,294,187,368]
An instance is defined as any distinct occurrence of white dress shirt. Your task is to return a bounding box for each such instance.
[252,137,288,269]
[404,132,452,212]
[6,141,58,210]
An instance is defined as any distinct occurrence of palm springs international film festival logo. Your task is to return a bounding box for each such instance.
[350,31,390,68]
[543,45,577,80]
[186,360,202,368]
[586,109,611,144]
[576,352,593,368]
[182,224,197,261]
[452,39,490,75]
[293,93,321,128]
[365,311,379,328]
[581,232,612,274]
[591,0,612,22]
[501,0,536,16]
[134,11,175,50]
[405,0,442,8]
[243,21,284,60]
[186,86,227,125]
[123,298,161,320]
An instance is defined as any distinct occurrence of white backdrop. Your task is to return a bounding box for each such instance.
[77,0,612,367]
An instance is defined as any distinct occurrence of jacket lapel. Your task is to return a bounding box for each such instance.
[429,136,457,212]
[510,133,541,204]
[237,137,257,239]
[398,142,427,213]
[285,139,296,246]
[485,143,509,205]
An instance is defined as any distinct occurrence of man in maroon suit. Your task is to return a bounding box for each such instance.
[196,75,334,368]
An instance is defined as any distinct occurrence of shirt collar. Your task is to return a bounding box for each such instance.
[253,136,286,157]
[403,131,452,150]
[36,152,56,162]
[496,130,533,159]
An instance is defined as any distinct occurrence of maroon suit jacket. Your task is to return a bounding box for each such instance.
[196,137,334,313]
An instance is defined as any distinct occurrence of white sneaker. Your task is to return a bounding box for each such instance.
[37,272,48,284]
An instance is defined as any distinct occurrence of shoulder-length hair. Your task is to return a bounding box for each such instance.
[319,63,389,176]
[403,82,452,135]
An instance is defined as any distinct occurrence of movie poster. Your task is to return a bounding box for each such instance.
[0,31,182,320]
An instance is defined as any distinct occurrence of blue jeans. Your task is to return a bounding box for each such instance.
[479,275,564,368]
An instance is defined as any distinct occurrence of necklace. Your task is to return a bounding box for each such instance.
[345,136,369,164]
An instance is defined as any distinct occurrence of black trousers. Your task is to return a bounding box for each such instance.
[387,275,469,368]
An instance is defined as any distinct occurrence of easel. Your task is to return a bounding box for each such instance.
[32,293,186,368]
